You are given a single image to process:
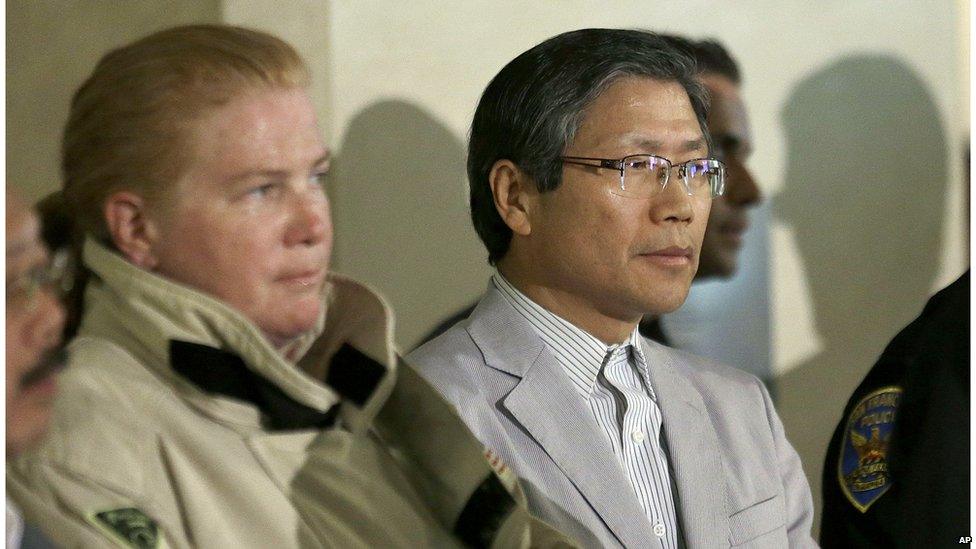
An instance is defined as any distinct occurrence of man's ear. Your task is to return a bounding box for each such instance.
[103,191,160,269]
[489,160,535,236]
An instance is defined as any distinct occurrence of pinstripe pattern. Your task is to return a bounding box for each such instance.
[492,274,680,548]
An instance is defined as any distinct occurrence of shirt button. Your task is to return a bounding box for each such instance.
[631,430,646,443]
[653,523,666,537]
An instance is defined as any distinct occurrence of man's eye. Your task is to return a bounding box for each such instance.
[624,160,649,170]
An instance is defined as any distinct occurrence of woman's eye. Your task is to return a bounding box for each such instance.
[310,171,329,187]
[248,183,278,198]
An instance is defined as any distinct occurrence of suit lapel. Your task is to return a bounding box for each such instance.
[641,339,730,548]
[468,289,657,547]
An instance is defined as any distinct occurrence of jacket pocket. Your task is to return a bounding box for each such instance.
[728,493,786,546]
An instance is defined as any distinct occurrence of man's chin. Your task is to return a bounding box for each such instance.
[634,286,692,317]
[695,252,739,280]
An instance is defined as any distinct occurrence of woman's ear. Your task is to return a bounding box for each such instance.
[103,191,160,269]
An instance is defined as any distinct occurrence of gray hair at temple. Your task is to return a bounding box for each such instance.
[467,28,710,265]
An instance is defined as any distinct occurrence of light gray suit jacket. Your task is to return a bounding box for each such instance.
[407,287,817,548]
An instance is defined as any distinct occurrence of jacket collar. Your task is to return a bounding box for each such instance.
[490,273,653,399]
[639,338,731,547]
[79,237,397,435]
[467,285,730,547]
[466,286,544,378]
[467,286,657,546]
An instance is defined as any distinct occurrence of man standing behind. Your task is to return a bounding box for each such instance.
[7,189,69,548]
[408,29,814,548]
[640,36,761,344]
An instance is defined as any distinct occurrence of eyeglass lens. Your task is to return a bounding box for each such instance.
[617,156,725,198]
[6,249,74,309]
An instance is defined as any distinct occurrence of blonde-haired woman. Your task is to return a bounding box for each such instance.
[9,25,567,548]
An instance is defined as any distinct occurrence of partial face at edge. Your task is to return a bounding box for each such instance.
[520,77,712,320]
[6,191,66,456]
[697,73,761,279]
[145,87,333,348]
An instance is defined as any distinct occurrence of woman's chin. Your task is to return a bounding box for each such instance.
[259,303,323,349]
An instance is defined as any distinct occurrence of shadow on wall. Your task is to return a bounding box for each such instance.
[331,100,490,350]
[662,203,771,383]
[773,55,947,534]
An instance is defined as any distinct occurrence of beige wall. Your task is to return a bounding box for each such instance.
[6,0,221,203]
[221,0,334,140]
[7,0,969,536]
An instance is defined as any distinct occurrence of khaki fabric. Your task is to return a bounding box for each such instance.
[8,238,575,549]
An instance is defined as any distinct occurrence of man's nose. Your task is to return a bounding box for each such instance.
[651,172,695,223]
[724,157,762,207]
[26,288,67,351]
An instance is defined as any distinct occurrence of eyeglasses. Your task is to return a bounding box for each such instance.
[6,248,75,312]
[560,154,726,198]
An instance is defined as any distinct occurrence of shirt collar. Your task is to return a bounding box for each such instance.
[491,273,654,400]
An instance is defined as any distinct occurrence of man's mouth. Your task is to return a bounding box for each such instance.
[20,347,67,389]
[638,246,695,266]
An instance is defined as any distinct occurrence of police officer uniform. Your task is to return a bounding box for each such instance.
[820,271,969,547]
[8,238,574,548]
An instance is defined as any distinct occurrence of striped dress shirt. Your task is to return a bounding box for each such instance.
[492,274,681,548]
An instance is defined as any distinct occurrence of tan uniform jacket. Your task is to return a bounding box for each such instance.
[8,239,574,549]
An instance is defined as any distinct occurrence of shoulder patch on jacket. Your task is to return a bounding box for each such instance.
[838,386,902,512]
[87,507,163,549]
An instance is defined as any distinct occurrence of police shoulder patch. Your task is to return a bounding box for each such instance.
[838,385,903,512]
[87,507,161,549]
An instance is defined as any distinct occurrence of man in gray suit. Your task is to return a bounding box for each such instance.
[407,29,815,548]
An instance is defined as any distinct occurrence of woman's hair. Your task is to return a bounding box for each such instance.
[62,24,309,240]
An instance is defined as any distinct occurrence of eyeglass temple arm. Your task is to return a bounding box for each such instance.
[561,156,634,189]
[560,157,623,169]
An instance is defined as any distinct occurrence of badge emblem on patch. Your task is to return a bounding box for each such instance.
[838,385,902,512]
[87,507,162,549]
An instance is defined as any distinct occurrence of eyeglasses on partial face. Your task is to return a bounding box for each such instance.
[560,154,727,199]
[6,248,75,312]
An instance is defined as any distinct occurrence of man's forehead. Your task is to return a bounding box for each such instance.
[576,78,706,152]
[619,133,707,152]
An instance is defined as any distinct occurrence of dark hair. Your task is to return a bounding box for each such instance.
[659,35,741,84]
[468,28,709,264]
